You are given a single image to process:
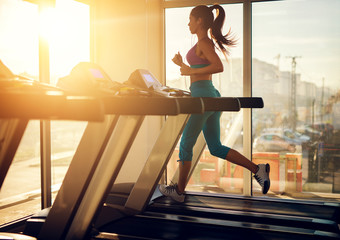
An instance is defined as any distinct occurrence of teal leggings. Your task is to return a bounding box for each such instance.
[179,80,231,162]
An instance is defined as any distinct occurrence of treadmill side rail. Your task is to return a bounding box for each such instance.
[0,119,28,189]
[38,115,120,240]
[64,116,145,240]
[124,114,190,213]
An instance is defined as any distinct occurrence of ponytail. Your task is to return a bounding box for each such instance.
[190,4,236,57]
[209,5,236,57]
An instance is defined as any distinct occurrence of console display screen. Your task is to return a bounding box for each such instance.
[143,73,155,85]
[90,68,104,79]
[143,73,162,89]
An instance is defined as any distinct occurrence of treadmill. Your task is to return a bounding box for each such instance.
[93,69,339,239]
[35,62,209,240]
[0,62,104,190]
[0,61,105,240]
[22,63,339,239]
[130,75,339,239]
[95,70,339,239]
[22,63,242,240]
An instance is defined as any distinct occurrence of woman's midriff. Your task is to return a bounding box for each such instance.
[190,73,212,84]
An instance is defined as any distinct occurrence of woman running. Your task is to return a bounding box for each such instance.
[159,4,270,202]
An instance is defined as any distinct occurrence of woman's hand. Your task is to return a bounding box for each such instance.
[172,51,196,75]
[180,64,193,75]
[172,52,183,66]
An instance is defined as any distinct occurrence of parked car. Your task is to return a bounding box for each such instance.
[261,128,310,145]
[253,133,296,153]
[296,125,322,140]
[282,129,311,145]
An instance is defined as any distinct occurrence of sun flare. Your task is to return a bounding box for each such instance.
[39,0,90,80]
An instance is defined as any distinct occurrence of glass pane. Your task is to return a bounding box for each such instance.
[252,0,340,201]
[50,0,90,200]
[0,121,41,225]
[0,0,39,78]
[51,121,86,196]
[0,0,90,225]
[49,0,90,85]
[0,0,40,225]
[165,4,244,194]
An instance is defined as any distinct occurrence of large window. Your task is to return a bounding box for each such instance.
[252,0,340,200]
[0,0,90,225]
[165,0,340,201]
[0,0,40,225]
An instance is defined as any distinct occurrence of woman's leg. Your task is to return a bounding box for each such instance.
[225,149,258,174]
[227,149,270,193]
[179,113,209,162]
[203,111,258,173]
[177,161,191,193]
[177,113,210,191]
[159,112,210,201]
[158,159,191,202]
[203,111,270,193]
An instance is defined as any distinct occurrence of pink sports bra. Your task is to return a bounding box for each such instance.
[186,44,210,68]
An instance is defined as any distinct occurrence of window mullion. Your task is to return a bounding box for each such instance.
[243,0,252,196]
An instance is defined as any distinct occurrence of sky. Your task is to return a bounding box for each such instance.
[166,0,340,89]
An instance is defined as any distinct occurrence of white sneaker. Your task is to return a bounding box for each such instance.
[254,163,270,194]
[159,183,185,203]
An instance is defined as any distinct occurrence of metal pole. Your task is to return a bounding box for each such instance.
[39,1,55,209]
[321,77,324,122]
[287,56,301,131]
[243,0,252,196]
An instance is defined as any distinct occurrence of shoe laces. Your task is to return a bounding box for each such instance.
[254,174,264,186]
[164,181,179,194]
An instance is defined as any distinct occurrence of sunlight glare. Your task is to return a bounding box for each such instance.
[39,6,56,43]
[39,0,90,82]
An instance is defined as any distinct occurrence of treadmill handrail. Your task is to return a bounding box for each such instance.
[0,92,105,121]
[237,97,264,108]
[201,97,241,112]
[101,96,182,115]
[101,96,243,115]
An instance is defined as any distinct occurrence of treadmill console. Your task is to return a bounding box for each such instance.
[127,69,162,90]
[57,62,117,95]
[58,64,190,97]
[127,69,190,97]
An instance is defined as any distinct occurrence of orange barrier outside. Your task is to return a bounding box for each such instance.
[285,153,302,192]
[171,148,302,193]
